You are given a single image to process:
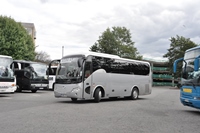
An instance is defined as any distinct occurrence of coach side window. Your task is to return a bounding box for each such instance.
[84,56,92,79]
[84,62,91,78]
[128,62,150,75]
[92,56,102,72]
[92,56,114,73]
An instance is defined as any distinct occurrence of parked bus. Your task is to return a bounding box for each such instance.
[11,60,49,93]
[0,55,17,93]
[52,52,152,102]
[174,46,200,109]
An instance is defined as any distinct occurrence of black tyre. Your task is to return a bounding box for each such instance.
[94,88,102,103]
[52,83,55,91]
[31,90,37,93]
[16,87,22,92]
[71,98,77,102]
[130,88,139,100]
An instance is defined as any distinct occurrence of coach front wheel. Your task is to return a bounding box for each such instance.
[31,90,37,93]
[94,88,102,103]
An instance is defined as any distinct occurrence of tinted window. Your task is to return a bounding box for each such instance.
[92,56,150,75]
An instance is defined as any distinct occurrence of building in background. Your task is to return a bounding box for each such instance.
[143,58,178,87]
[21,22,36,44]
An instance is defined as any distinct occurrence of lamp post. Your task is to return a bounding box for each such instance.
[62,46,64,57]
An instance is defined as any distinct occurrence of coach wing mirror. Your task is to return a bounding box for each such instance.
[173,58,184,73]
[78,58,85,67]
[194,58,200,71]
[10,62,14,70]
[24,71,31,78]
[46,69,49,75]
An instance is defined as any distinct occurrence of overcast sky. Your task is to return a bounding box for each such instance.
[1,0,200,60]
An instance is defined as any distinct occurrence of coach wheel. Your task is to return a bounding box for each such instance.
[16,87,22,92]
[71,98,77,102]
[31,90,37,93]
[16,85,22,92]
[130,88,138,100]
[94,88,102,103]
[52,83,55,91]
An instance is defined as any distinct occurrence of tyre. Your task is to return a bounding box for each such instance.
[16,86,22,92]
[94,88,102,103]
[52,83,55,91]
[31,90,37,93]
[71,98,77,102]
[130,88,139,100]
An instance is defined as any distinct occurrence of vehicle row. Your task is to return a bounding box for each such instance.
[1,51,153,103]
[0,55,57,94]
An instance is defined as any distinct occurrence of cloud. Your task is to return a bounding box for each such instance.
[40,0,48,3]
[1,0,200,60]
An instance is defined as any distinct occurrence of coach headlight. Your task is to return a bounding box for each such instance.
[194,97,200,100]
[11,84,16,87]
[72,87,80,92]
[71,87,80,96]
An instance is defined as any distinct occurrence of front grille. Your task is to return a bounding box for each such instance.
[0,86,9,89]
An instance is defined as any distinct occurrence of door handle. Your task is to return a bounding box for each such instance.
[86,83,89,85]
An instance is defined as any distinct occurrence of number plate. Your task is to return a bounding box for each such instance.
[183,88,192,93]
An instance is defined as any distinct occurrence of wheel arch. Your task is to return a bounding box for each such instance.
[92,85,105,98]
[131,85,139,96]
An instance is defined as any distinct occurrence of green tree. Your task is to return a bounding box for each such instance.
[0,15,35,60]
[163,35,198,78]
[90,26,142,60]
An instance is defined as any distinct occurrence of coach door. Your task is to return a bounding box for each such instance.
[83,57,92,99]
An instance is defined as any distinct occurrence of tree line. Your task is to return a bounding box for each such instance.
[0,16,51,64]
[0,15,198,77]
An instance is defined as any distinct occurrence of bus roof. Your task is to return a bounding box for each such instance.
[13,60,46,65]
[62,51,150,65]
[0,55,12,59]
[186,46,200,53]
[63,51,120,59]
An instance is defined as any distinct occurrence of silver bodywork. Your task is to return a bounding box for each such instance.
[54,69,152,100]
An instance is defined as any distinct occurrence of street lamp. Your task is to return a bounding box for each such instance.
[62,46,64,57]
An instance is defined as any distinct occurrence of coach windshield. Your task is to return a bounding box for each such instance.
[56,56,83,83]
[30,63,48,78]
[0,66,15,80]
[0,56,14,80]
